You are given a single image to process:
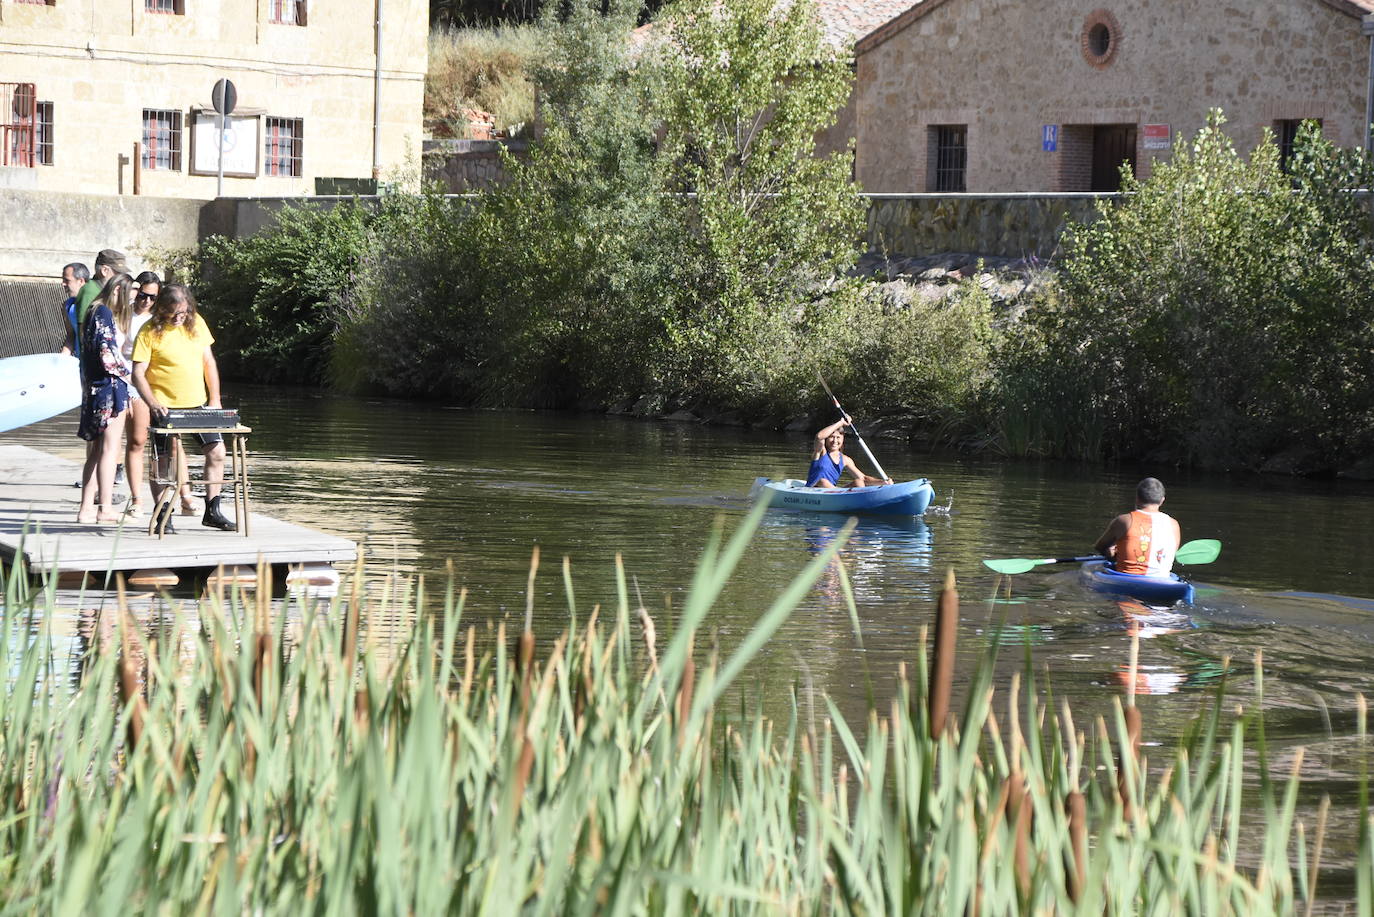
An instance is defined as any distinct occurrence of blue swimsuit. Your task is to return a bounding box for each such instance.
[805,452,844,487]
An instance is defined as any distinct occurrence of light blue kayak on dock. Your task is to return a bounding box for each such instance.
[750,477,935,516]
[0,353,81,433]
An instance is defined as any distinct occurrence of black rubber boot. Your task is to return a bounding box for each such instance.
[202,496,237,532]
[154,501,177,535]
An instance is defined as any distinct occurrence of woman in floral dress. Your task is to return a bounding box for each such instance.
[76,272,134,524]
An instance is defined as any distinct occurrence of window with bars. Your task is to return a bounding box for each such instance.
[3,82,36,167]
[269,0,306,25]
[930,125,967,192]
[145,0,185,14]
[36,101,53,165]
[264,117,303,177]
[1276,119,1321,173]
[142,109,182,170]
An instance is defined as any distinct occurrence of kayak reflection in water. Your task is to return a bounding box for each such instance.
[1093,477,1181,575]
[805,414,892,489]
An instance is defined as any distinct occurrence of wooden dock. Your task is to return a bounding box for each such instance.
[0,444,357,575]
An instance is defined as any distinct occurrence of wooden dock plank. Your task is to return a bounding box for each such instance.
[0,444,357,573]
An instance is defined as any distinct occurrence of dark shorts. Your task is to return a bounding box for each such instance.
[153,429,223,454]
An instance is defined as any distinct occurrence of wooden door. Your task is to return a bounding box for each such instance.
[1091,124,1137,192]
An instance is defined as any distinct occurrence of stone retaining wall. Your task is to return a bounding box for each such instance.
[2,186,1123,281]
[422,139,530,193]
[865,193,1108,260]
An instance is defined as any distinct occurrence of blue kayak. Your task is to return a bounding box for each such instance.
[750,477,935,516]
[1080,560,1195,606]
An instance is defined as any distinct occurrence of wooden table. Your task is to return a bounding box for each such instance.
[147,423,252,538]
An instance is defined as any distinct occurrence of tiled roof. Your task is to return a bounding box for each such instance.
[646,0,1369,62]
[632,0,926,52]
[814,0,924,48]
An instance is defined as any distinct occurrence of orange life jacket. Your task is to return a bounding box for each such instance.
[1113,509,1178,576]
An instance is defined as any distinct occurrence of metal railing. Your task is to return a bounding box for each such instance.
[0,281,66,359]
[1,83,37,168]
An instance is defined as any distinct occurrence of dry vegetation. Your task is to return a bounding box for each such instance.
[425,26,541,138]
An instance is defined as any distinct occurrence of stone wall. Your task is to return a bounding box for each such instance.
[1,186,1113,280]
[864,193,1105,259]
[853,0,1369,192]
[0,188,208,281]
[423,140,529,193]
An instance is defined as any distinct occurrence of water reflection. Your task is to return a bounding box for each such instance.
[11,388,1374,734]
[1110,598,1197,696]
[759,512,932,607]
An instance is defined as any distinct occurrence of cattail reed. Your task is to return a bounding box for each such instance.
[1118,704,1143,820]
[928,567,958,739]
[1067,788,1087,901]
[677,638,696,749]
[1008,771,1032,898]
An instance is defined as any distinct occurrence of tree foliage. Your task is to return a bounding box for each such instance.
[646,0,865,410]
[198,202,374,385]
[1003,112,1374,471]
[331,0,868,416]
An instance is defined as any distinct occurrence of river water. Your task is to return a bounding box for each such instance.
[11,385,1374,886]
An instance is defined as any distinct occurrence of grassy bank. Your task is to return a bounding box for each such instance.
[426,26,540,139]
[1,505,1367,911]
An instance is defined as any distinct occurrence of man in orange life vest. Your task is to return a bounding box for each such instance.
[1093,477,1181,576]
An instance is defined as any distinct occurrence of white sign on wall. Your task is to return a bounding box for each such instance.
[1142,124,1171,150]
[190,110,261,177]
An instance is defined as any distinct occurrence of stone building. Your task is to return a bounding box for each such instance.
[0,0,426,198]
[813,0,918,159]
[852,0,1374,192]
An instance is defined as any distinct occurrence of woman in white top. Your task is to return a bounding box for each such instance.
[120,272,159,519]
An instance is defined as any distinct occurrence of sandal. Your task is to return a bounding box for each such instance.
[124,503,145,521]
[179,498,198,516]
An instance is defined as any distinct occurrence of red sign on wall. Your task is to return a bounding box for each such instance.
[1142,123,1171,150]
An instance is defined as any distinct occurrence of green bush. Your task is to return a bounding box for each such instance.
[329,193,482,397]
[1000,112,1374,470]
[833,282,998,437]
[198,202,374,385]
[332,0,867,418]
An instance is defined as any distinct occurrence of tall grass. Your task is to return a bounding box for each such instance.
[0,503,1367,912]
[426,25,541,138]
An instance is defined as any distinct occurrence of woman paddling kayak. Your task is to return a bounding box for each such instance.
[806,414,891,489]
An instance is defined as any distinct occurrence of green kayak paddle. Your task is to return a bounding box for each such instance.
[982,538,1222,575]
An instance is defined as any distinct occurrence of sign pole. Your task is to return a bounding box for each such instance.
[217,109,225,198]
[210,77,237,199]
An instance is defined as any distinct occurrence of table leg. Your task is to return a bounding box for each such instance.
[236,434,252,537]
[149,434,183,538]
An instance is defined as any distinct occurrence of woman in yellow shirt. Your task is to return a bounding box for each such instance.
[130,284,235,532]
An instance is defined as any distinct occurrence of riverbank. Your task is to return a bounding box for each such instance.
[184,115,1374,477]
